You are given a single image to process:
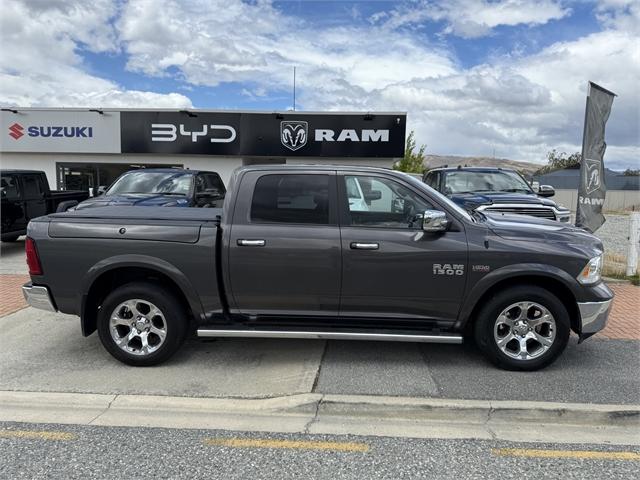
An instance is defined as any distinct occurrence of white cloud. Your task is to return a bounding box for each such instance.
[0,0,192,108]
[371,0,571,38]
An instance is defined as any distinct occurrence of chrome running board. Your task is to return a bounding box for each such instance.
[196,329,463,344]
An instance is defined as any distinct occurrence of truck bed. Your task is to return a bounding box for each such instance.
[30,206,222,324]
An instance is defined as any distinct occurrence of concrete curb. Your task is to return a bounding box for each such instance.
[1,390,638,445]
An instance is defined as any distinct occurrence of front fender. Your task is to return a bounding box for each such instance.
[457,263,581,328]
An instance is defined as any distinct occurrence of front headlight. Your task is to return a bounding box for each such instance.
[577,255,602,285]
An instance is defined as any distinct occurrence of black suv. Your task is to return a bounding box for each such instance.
[423,167,571,222]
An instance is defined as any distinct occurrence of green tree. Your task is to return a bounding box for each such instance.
[623,168,640,176]
[394,131,426,173]
[534,149,581,175]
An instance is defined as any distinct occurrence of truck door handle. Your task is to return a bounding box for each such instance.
[350,242,379,250]
[237,239,266,247]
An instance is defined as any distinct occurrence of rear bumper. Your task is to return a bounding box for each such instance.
[578,299,612,341]
[22,283,57,312]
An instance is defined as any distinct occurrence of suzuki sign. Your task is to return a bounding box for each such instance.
[0,110,120,153]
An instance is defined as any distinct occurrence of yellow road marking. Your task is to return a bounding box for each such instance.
[492,448,640,461]
[0,429,76,441]
[204,438,370,452]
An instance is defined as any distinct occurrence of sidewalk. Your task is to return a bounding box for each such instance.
[1,273,637,339]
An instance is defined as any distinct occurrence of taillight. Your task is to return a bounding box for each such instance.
[25,237,43,276]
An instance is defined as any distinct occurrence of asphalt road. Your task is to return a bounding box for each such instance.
[1,421,638,480]
[1,307,638,404]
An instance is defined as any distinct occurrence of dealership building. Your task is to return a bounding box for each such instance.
[0,108,406,193]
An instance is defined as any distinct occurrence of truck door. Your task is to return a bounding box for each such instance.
[22,174,47,221]
[338,172,468,323]
[1,173,26,235]
[227,170,341,317]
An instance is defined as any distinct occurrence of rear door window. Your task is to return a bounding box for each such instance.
[251,174,330,225]
[22,175,43,198]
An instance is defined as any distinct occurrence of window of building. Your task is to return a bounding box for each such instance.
[251,174,330,225]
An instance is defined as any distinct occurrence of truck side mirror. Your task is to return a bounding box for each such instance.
[55,200,78,212]
[422,210,449,232]
[538,185,555,197]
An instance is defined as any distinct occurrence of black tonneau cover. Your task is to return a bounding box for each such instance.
[46,206,222,223]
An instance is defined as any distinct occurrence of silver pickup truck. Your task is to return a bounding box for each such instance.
[23,165,613,370]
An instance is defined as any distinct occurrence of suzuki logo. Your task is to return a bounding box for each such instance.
[281,121,308,151]
[8,123,24,140]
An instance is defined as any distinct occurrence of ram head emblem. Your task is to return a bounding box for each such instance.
[280,121,308,151]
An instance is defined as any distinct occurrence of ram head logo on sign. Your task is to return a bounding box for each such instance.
[281,121,308,151]
[585,158,602,194]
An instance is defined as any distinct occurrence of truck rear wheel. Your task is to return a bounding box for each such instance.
[97,282,188,366]
[473,286,570,371]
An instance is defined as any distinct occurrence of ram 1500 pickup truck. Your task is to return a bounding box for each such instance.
[22,165,613,370]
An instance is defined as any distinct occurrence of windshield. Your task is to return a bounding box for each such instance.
[443,170,533,195]
[107,171,193,196]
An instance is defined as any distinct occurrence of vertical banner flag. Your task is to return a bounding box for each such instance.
[576,82,616,232]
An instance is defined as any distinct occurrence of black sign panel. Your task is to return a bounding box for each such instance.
[121,111,406,157]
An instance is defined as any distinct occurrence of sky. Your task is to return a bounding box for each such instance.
[0,0,638,169]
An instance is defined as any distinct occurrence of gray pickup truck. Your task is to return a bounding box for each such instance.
[23,165,613,370]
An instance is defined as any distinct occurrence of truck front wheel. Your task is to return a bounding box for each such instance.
[473,286,570,371]
[97,282,188,366]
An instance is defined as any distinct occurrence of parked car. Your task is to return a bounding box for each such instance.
[422,167,571,222]
[22,165,611,370]
[75,168,225,209]
[1,170,89,242]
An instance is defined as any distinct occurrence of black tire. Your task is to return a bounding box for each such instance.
[1,235,20,243]
[473,286,570,371]
[97,282,188,366]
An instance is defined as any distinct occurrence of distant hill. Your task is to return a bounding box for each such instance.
[425,155,541,176]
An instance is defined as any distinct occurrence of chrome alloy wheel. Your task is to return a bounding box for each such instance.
[109,299,167,356]
[493,301,556,361]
